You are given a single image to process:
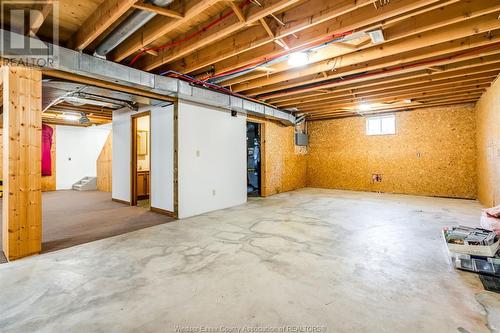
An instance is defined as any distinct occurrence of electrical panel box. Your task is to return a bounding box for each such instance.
[295,132,308,146]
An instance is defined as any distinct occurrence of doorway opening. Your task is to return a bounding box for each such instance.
[247,122,261,197]
[131,112,151,208]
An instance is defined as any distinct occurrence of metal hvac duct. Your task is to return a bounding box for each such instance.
[94,0,174,57]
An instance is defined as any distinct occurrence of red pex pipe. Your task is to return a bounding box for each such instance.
[205,30,354,81]
[257,40,500,99]
[129,0,252,67]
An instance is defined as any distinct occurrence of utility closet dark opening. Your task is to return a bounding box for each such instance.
[247,122,261,197]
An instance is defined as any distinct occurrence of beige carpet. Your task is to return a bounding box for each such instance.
[0,190,174,263]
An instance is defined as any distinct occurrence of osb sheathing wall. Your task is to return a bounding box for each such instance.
[475,76,500,206]
[306,104,477,199]
[248,117,307,196]
[97,132,112,192]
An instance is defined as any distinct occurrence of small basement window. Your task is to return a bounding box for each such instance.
[366,114,396,136]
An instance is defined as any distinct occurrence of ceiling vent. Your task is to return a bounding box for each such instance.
[367,29,385,44]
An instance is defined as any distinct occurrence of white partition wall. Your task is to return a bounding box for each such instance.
[150,105,174,213]
[56,124,111,190]
[177,100,247,219]
[112,105,175,209]
[112,101,246,218]
[112,108,134,203]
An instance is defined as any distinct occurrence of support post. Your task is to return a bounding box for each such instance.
[2,66,42,261]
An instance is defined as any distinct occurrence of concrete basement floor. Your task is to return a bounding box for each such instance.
[0,188,499,333]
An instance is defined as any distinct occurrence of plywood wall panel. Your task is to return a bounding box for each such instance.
[2,66,42,261]
[97,132,112,192]
[307,104,477,199]
[476,76,500,206]
[249,117,307,196]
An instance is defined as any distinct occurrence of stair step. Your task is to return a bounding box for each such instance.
[72,176,97,191]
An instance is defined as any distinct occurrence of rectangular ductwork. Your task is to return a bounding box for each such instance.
[1,29,296,125]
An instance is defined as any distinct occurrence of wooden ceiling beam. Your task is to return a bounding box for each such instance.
[273,54,500,107]
[67,0,137,50]
[300,89,485,112]
[221,0,499,88]
[29,0,53,36]
[306,99,479,120]
[304,94,482,115]
[275,72,500,108]
[294,80,493,109]
[298,87,488,111]
[232,9,500,93]
[255,47,500,100]
[168,0,438,76]
[269,61,500,105]
[138,0,302,71]
[305,97,480,119]
[110,0,220,62]
[132,1,184,19]
[227,1,246,23]
[260,17,275,38]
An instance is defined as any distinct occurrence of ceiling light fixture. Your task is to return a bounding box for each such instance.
[359,103,372,112]
[288,52,309,67]
[61,112,80,121]
[79,112,91,124]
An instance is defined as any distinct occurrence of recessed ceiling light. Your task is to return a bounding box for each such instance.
[359,103,372,112]
[288,52,309,67]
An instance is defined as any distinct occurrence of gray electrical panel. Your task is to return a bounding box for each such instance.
[295,132,308,146]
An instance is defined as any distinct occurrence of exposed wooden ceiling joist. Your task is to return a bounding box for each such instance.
[232,11,500,95]
[170,0,438,77]
[15,0,500,120]
[220,0,500,89]
[269,62,500,106]
[295,81,493,110]
[67,0,137,50]
[306,97,480,120]
[299,89,487,113]
[137,0,302,71]
[110,0,220,62]
[132,1,184,19]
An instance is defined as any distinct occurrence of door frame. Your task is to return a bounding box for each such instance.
[246,119,266,197]
[131,111,151,206]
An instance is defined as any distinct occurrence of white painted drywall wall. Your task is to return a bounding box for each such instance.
[112,107,134,202]
[151,105,174,212]
[112,105,174,211]
[177,100,247,218]
[55,124,111,190]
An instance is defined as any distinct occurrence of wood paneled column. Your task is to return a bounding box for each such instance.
[2,66,42,261]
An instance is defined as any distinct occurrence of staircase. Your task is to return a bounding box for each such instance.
[72,177,97,191]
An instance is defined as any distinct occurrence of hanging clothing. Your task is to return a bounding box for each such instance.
[41,124,53,176]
